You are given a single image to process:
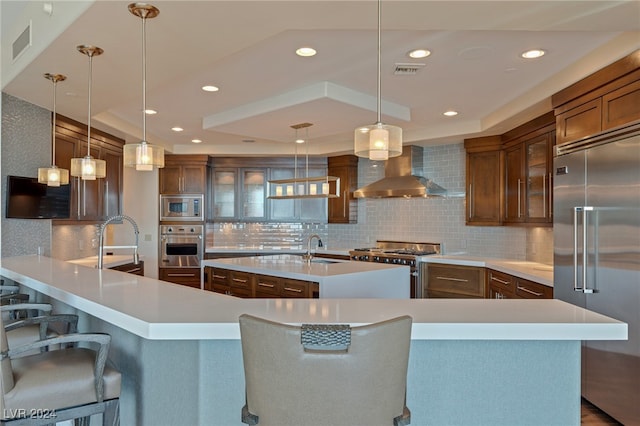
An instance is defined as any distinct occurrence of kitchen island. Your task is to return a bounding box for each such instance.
[202,254,409,298]
[0,255,627,426]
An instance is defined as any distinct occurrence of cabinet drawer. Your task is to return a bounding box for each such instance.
[254,274,281,297]
[160,267,201,288]
[515,278,553,299]
[427,265,485,298]
[281,279,309,298]
[487,269,514,293]
[229,271,252,290]
[211,268,230,285]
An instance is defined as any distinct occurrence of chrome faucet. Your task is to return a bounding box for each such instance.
[302,234,323,263]
[98,215,140,269]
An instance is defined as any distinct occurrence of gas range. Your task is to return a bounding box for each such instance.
[349,241,440,299]
[349,241,441,266]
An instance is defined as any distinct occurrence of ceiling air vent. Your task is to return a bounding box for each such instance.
[12,22,32,61]
[393,63,425,75]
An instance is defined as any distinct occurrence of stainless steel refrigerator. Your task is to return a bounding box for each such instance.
[554,125,640,424]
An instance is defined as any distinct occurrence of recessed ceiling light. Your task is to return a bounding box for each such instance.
[443,110,458,117]
[144,109,157,115]
[171,127,183,132]
[191,139,202,144]
[408,49,431,59]
[296,47,316,57]
[202,85,219,92]
[295,138,305,144]
[521,49,545,59]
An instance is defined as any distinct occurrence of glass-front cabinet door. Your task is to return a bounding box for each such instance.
[212,169,236,219]
[526,133,553,222]
[242,169,266,220]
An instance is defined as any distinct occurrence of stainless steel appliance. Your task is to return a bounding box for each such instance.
[159,224,204,268]
[160,194,204,221]
[349,240,441,298]
[554,124,640,424]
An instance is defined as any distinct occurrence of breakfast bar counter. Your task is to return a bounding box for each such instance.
[0,255,627,426]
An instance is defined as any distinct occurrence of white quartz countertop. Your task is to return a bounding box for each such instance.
[203,254,400,281]
[0,255,626,342]
[67,255,142,269]
[419,255,554,287]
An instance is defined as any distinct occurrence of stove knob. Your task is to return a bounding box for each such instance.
[410,260,416,267]
[385,258,391,264]
[372,256,379,262]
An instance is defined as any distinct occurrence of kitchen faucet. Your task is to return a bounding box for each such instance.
[302,234,323,263]
[98,215,140,269]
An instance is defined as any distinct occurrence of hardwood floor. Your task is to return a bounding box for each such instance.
[581,398,622,425]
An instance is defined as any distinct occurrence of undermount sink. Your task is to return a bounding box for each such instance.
[309,258,341,264]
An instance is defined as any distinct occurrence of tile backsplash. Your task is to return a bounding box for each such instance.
[210,143,554,265]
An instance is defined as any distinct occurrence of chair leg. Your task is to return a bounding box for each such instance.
[102,399,120,426]
[74,417,90,426]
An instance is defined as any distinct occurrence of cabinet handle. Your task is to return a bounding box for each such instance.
[548,172,553,218]
[232,278,248,283]
[542,174,546,218]
[168,273,196,277]
[122,268,141,274]
[283,287,303,293]
[490,276,510,285]
[343,191,347,217]
[213,274,226,280]
[436,276,469,283]
[516,285,543,297]
[258,282,275,288]
[517,178,522,218]
[468,184,473,219]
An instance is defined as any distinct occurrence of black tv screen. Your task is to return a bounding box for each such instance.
[5,175,70,219]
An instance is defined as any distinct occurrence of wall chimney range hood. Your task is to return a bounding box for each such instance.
[353,145,447,198]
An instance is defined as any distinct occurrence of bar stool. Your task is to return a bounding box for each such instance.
[0,314,121,425]
[239,314,412,426]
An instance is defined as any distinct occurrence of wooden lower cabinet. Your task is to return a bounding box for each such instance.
[204,267,319,298]
[425,264,486,298]
[159,267,201,288]
[109,261,144,276]
[486,269,553,299]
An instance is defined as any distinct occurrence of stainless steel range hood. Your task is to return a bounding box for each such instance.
[353,145,447,198]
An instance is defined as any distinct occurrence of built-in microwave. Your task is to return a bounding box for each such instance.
[160,194,204,221]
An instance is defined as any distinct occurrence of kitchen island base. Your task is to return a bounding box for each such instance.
[77,311,579,425]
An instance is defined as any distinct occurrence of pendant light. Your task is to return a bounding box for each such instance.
[353,0,402,161]
[70,45,106,180]
[38,73,69,186]
[123,2,164,171]
[268,123,340,199]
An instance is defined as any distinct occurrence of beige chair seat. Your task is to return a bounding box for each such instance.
[4,347,121,413]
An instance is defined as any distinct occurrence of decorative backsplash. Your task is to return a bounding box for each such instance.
[207,222,328,249]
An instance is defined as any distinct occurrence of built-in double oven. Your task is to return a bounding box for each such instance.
[159,194,205,269]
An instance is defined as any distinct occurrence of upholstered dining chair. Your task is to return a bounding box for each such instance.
[0,314,121,425]
[239,314,413,426]
[2,303,78,355]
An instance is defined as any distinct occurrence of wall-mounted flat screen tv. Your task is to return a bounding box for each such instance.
[5,175,70,219]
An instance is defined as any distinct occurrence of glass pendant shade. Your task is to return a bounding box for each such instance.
[123,142,164,171]
[354,122,402,161]
[70,156,106,180]
[125,2,164,171]
[38,166,69,187]
[38,73,70,186]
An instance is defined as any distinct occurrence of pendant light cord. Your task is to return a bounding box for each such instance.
[141,13,147,143]
[51,79,57,165]
[86,52,93,157]
[376,0,381,124]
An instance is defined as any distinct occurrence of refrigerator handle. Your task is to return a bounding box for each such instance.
[574,206,595,293]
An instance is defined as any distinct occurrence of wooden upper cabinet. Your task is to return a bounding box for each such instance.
[53,114,124,223]
[159,154,209,194]
[327,155,358,224]
[553,50,640,145]
[501,112,555,226]
[464,136,503,226]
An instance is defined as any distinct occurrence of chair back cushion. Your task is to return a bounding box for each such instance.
[239,314,412,426]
